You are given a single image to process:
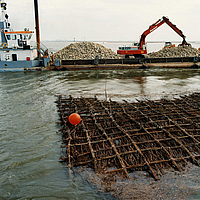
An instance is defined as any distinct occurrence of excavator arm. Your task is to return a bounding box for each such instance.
[162,16,191,46]
[117,16,190,58]
[138,16,190,49]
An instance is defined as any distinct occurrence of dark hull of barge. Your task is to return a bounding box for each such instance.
[49,56,200,71]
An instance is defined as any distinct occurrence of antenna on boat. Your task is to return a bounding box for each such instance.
[34,0,41,59]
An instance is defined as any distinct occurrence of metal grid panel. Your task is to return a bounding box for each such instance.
[57,93,200,180]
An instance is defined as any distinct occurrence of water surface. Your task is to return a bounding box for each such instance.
[0,68,200,199]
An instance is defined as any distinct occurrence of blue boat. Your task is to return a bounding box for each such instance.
[0,0,49,71]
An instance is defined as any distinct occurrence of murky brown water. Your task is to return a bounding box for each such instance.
[0,68,200,199]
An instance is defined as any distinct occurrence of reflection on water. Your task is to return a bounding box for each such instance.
[132,76,147,96]
[0,68,200,199]
[49,68,200,101]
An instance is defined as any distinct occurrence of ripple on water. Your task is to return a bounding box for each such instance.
[0,69,200,199]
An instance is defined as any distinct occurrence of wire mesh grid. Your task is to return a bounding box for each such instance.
[57,93,200,180]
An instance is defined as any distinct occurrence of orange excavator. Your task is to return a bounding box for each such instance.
[117,16,191,58]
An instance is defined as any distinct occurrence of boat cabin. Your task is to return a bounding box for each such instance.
[0,0,50,69]
[0,0,38,65]
[4,29,34,49]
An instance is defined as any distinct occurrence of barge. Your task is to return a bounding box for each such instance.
[48,56,200,71]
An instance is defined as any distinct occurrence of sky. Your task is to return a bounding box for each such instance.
[5,0,200,42]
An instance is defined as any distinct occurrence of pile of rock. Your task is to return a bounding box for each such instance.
[147,46,200,58]
[54,42,119,60]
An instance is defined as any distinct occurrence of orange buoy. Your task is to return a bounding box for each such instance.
[69,113,81,125]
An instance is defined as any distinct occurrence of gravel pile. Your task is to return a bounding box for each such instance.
[54,42,119,60]
[147,46,200,58]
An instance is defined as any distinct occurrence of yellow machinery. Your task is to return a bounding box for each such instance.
[163,42,175,49]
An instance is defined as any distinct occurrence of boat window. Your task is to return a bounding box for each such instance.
[22,34,29,40]
[12,54,17,61]
[6,35,11,40]
[28,34,32,40]
[6,22,10,28]
[18,39,23,46]
[12,35,16,40]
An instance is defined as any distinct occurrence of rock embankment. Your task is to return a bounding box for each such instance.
[147,46,200,58]
[54,42,119,60]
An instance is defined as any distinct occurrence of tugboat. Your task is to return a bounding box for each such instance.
[0,0,49,71]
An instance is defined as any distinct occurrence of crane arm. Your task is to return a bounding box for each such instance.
[162,16,190,46]
[138,16,190,49]
[138,18,165,49]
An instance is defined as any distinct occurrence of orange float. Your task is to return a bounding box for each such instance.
[69,113,81,125]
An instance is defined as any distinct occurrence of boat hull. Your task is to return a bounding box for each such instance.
[0,60,40,71]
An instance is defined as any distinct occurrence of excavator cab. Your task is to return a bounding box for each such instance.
[163,42,175,49]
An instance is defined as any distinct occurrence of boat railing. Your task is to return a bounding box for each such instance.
[39,42,48,52]
[31,42,56,58]
[30,41,50,57]
[36,42,48,55]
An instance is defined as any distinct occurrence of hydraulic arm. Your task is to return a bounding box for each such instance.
[138,16,191,50]
[117,16,191,58]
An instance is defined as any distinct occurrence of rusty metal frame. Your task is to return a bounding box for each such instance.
[57,93,200,180]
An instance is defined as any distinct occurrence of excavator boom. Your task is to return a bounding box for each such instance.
[139,16,190,49]
[138,18,165,49]
[162,16,190,46]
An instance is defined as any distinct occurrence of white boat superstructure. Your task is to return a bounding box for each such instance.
[0,0,49,70]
